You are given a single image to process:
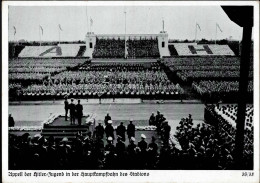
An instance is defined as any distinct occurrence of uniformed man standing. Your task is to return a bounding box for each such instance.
[162,121,171,144]
[95,122,105,139]
[116,122,126,142]
[105,120,114,140]
[104,113,112,126]
[149,112,156,126]
[138,134,148,152]
[64,98,69,121]
[127,119,135,141]
[76,100,83,126]
[69,98,76,125]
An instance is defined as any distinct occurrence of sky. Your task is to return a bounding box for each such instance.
[8,6,245,42]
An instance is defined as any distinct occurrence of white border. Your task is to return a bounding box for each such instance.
[2,1,259,183]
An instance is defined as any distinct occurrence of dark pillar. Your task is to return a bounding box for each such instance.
[234,26,252,169]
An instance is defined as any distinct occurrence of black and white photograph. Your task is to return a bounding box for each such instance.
[2,1,259,183]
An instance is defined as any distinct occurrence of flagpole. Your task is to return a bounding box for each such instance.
[215,23,217,45]
[58,26,60,44]
[195,22,197,43]
[86,6,89,33]
[39,26,42,46]
[124,8,127,59]
[162,17,164,32]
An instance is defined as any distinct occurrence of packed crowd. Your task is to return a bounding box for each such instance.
[9,58,87,81]
[127,39,160,58]
[9,111,172,170]
[79,62,161,71]
[162,57,253,101]
[93,38,125,58]
[163,57,246,66]
[192,80,253,96]
[174,113,253,169]
[176,70,253,81]
[215,104,253,131]
[21,83,183,96]
[9,110,252,170]
[51,70,169,84]
[204,105,253,169]
[169,65,241,72]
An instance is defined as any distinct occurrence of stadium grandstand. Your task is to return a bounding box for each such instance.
[7,6,254,172]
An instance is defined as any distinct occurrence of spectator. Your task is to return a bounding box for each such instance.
[104,113,112,126]
[149,112,156,126]
[105,120,114,140]
[76,100,83,126]
[95,122,105,139]
[9,114,15,127]
[127,119,135,140]
[69,99,76,125]
[64,98,69,121]
[116,122,126,142]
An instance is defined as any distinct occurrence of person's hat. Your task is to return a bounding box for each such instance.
[84,136,89,141]
[141,134,146,139]
[108,120,113,124]
[130,137,135,142]
[107,136,113,141]
[61,137,69,142]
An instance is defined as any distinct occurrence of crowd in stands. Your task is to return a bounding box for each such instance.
[215,104,253,131]
[163,57,244,66]
[79,62,160,71]
[21,83,183,96]
[9,111,253,170]
[192,80,253,96]
[162,57,253,101]
[204,105,253,169]
[9,73,50,81]
[177,70,253,81]
[8,59,86,82]
[169,65,241,72]
[51,70,169,84]
[127,39,160,58]
[93,38,125,58]
[174,114,252,169]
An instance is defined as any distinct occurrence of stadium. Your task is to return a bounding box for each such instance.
[8,6,254,170]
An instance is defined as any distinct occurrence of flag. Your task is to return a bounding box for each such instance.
[217,23,223,32]
[39,25,43,35]
[196,23,201,31]
[58,24,63,31]
[90,17,93,26]
[13,26,16,35]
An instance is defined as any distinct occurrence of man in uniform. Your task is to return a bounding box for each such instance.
[127,119,135,141]
[138,134,148,152]
[9,114,15,127]
[64,98,69,121]
[162,121,171,144]
[116,122,126,142]
[95,122,105,139]
[69,98,76,125]
[105,120,114,140]
[149,112,156,126]
[76,100,83,126]
[104,113,112,126]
